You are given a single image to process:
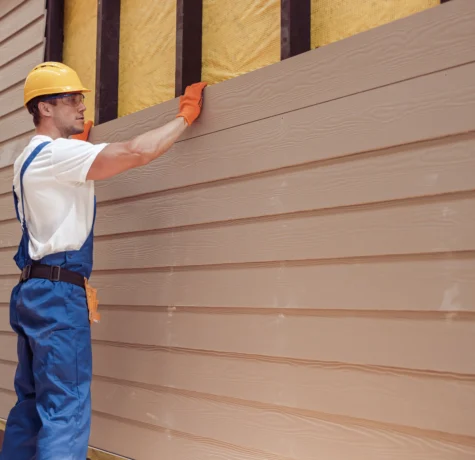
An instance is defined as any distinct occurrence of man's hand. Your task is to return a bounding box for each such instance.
[72,120,93,141]
[176,82,207,125]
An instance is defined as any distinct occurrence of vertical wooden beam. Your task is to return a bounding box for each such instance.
[281,0,311,60]
[44,0,64,62]
[175,0,203,97]
[95,0,121,125]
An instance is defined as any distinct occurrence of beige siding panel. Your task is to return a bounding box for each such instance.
[0,44,43,92]
[0,0,25,20]
[0,82,23,116]
[95,62,475,202]
[0,0,45,43]
[0,17,45,67]
[92,343,475,437]
[0,255,473,313]
[90,379,475,460]
[91,309,475,374]
[0,131,473,238]
[93,134,475,236]
[0,108,33,143]
[90,411,295,460]
[0,334,16,362]
[0,254,473,312]
[0,361,14,390]
[90,0,475,146]
[0,305,8,326]
[87,196,475,271]
[0,131,32,170]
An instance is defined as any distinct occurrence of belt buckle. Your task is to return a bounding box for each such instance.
[50,265,61,282]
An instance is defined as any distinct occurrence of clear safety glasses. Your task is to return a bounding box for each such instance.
[42,93,86,107]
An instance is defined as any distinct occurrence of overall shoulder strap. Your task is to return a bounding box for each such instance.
[13,141,51,228]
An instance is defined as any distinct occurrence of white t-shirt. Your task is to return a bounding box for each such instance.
[13,135,108,260]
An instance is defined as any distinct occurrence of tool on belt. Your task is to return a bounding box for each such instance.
[19,263,100,325]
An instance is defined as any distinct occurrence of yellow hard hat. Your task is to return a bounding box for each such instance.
[24,61,90,106]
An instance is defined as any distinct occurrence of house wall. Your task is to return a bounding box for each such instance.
[0,1,475,459]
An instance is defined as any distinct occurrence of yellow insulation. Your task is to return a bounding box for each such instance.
[118,0,176,117]
[202,0,280,86]
[62,0,97,123]
[311,0,439,48]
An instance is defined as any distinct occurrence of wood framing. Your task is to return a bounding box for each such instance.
[175,0,203,97]
[44,0,64,62]
[95,0,121,125]
[281,0,311,59]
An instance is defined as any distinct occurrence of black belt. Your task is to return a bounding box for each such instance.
[19,264,85,289]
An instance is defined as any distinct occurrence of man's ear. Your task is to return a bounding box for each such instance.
[38,101,54,119]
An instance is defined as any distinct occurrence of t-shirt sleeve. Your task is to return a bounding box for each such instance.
[51,138,108,183]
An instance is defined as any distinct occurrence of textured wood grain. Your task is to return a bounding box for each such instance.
[0,131,33,170]
[0,44,43,92]
[0,0,25,20]
[90,308,475,374]
[92,133,475,236]
[95,62,475,202]
[90,410,293,460]
[90,379,475,460]
[89,0,475,146]
[0,82,23,117]
[89,195,475,271]
[90,343,475,437]
[0,0,45,43]
[0,17,45,67]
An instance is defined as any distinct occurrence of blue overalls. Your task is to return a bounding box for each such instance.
[0,141,95,459]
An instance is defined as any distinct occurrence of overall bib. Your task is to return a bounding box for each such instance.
[1,141,95,460]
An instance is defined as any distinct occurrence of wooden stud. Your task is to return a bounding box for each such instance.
[44,0,64,62]
[95,0,121,125]
[175,0,203,97]
[281,0,311,60]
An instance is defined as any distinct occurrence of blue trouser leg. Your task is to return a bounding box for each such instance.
[2,280,92,460]
[0,331,41,459]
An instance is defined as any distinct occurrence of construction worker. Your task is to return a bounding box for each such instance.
[0,62,207,460]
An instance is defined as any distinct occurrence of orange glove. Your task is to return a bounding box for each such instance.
[72,120,93,141]
[176,82,207,125]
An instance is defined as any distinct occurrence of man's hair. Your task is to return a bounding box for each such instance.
[26,95,57,126]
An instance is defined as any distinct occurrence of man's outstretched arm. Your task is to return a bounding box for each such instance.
[86,82,206,181]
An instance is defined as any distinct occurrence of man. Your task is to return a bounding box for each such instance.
[0,61,207,460]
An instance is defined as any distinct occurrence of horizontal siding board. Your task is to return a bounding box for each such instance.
[90,379,475,460]
[2,133,474,234]
[91,343,475,437]
[0,305,8,326]
[90,310,475,374]
[95,62,475,202]
[0,17,45,67]
[0,108,34,143]
[0,131,33,170]
[0,255,473,312]
[92,134,475,236]
[0,0,25,20]
[76,196,475,271]
[90,411,297,460]
[0,44,43,92]
[0,362,14,390]
[0,82,23,117]
[0,0,45,43]
[89,0,475,146]
[0,335,16,362]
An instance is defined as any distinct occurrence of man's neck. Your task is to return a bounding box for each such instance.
[35,125,67,140]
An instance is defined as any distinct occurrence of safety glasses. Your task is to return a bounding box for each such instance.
[42,93,86,107]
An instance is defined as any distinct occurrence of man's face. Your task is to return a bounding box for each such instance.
[42,93,87,137]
